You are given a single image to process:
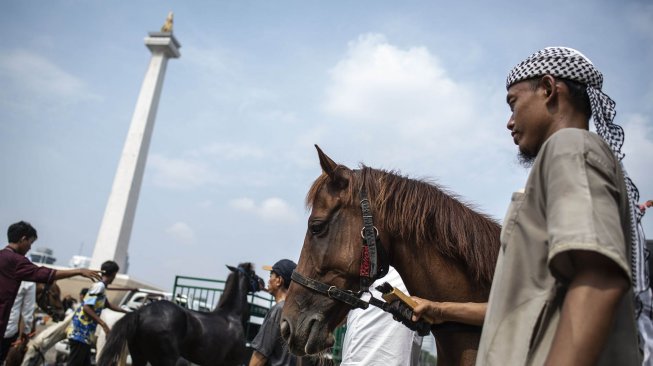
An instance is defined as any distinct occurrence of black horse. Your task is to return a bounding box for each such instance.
[98,263,263,366]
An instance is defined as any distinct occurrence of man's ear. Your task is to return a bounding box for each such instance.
[540,75,558,99]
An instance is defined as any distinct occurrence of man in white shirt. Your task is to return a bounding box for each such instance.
[341,267,422,366]
[1,281,36,363]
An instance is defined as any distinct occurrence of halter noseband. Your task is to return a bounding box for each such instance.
[291,177,389,310]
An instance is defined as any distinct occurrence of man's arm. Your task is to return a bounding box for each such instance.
[411,298,486,326]
[545,250,629,366]
[82,304,110,334]
[54,268,102,282]
[248,350,268,366]
[105,299,127,313]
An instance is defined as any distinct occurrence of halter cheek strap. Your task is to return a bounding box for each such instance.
[359,187,389,289]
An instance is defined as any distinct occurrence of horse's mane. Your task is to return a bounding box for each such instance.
[306,166,501,289]
[217,262,254,311]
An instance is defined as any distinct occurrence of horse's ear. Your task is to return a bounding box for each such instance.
[226,265,237,272]
[315,145,337,175]
[315,145,349,189]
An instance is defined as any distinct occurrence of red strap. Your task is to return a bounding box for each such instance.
[360,246,371,277]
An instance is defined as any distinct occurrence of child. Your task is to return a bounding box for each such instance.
[66,261,126,366]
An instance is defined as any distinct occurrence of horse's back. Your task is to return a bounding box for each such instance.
[136,301,190,337]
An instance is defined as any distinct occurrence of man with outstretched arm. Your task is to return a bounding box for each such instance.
[0,221,101,337]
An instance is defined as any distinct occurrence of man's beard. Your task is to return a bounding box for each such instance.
[517,149,536,168]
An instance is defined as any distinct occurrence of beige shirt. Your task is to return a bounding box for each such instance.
[476,128,641,365]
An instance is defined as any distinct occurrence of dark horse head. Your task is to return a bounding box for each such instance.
[222,263,264,324]
[36,282,65,321]
[281,146,501,364]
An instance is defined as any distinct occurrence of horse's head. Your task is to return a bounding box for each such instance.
[281,146,388,355]
[36,283,66,322]
[226,263,263,294]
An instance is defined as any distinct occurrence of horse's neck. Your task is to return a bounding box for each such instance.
[390,236,489,303]
[215,276,249,321]
[379,186,498,302]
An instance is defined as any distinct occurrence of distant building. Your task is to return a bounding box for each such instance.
[29,247,56,265]
[69,255,92,269]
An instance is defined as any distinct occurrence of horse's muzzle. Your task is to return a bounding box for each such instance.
[280,313,334,356]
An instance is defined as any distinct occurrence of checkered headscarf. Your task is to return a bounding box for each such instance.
[507,47,652,363]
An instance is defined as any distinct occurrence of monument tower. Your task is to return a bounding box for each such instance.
[90,13,181,272]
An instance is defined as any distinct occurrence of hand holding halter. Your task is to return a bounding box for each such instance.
[375,282,432,336]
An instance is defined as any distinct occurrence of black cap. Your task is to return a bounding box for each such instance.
[262,259,297,288]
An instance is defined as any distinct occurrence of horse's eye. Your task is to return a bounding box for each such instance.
[310,221,327,235]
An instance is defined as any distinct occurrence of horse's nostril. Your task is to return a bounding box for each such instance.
[280,319,291,341]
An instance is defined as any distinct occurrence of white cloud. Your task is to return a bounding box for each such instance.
[324,33,468,125]
[0,50,100,105]
[149,154,219,189]
[165,222,195,246]
[229,197,298,223]
[320,33,509,175]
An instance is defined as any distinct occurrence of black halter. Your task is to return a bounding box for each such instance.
[291,178,389,310]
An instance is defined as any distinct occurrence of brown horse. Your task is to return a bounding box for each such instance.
[281,146,501,366]
[35,283,66,322]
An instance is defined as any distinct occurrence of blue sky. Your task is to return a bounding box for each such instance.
[1,1,652,290]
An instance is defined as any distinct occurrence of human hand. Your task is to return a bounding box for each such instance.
[411,296,444,324]
[102,323,111,334]
[79,268,102,281]
[386,300,431,336]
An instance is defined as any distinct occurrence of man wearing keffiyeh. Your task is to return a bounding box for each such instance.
[471,47,651,365]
